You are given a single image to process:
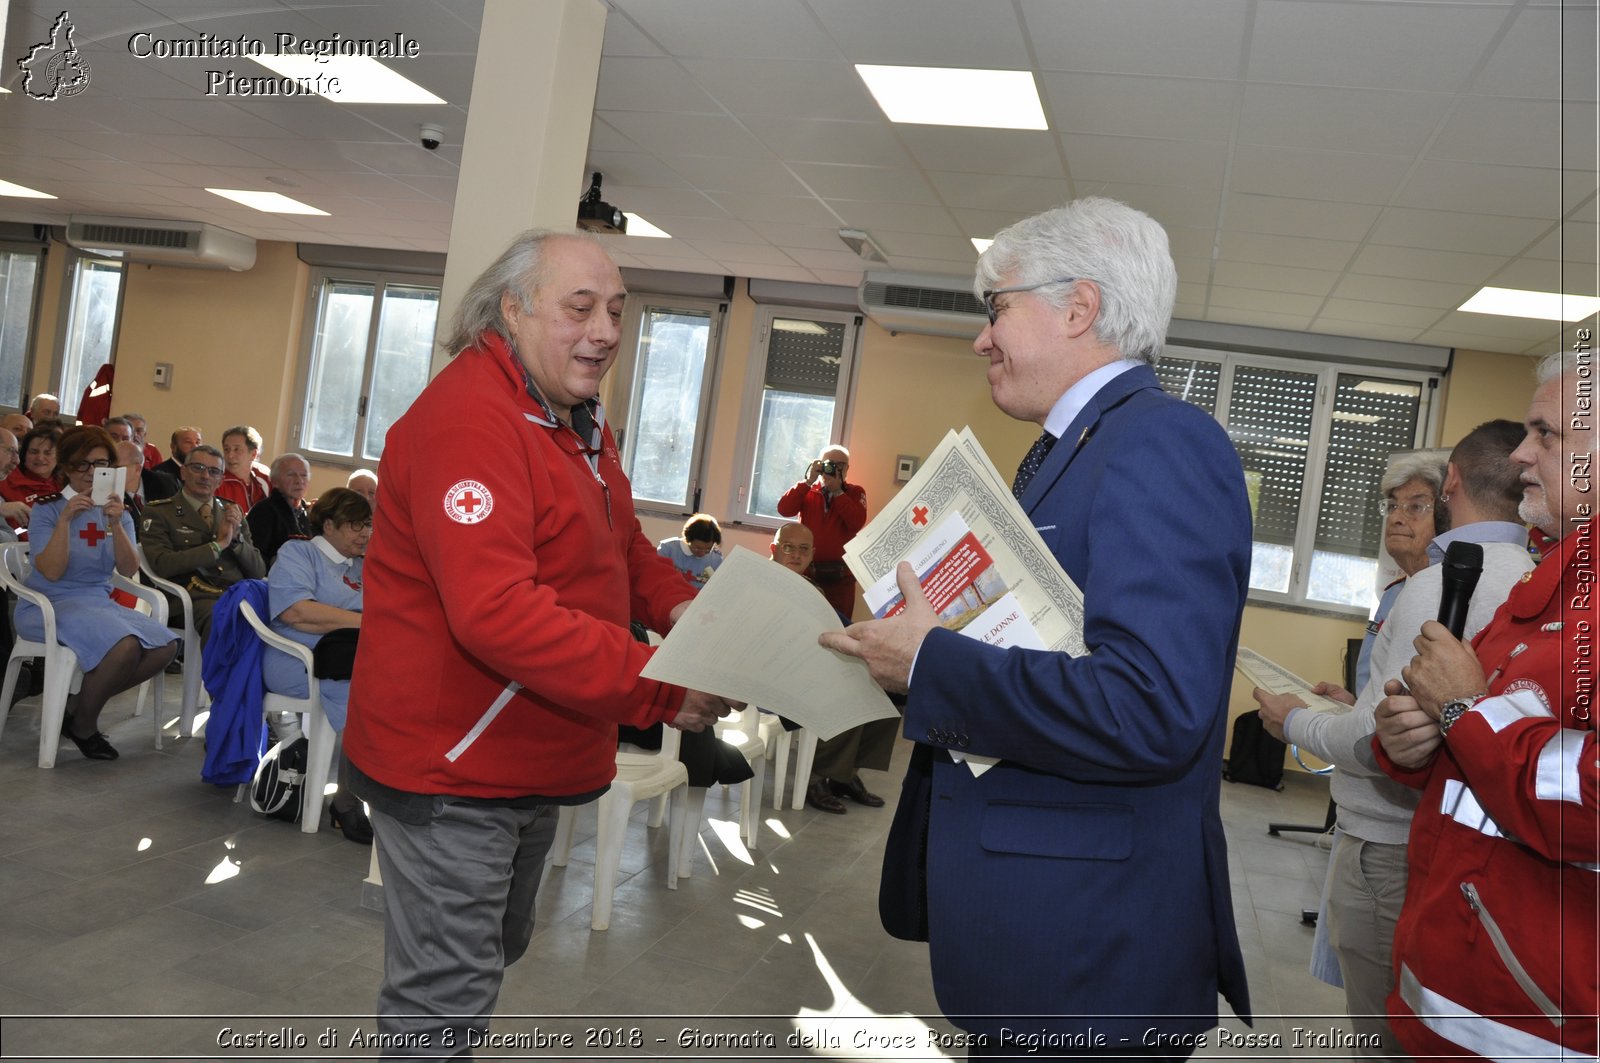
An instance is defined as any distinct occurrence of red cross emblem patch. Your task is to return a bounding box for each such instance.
[443,480,494,525]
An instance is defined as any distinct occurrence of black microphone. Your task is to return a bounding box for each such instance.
[1436,540,1484,640]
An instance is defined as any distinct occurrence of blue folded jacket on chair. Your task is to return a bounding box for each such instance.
[200,578,270,786]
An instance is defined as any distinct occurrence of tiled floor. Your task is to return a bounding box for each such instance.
[0,685,1350,1061]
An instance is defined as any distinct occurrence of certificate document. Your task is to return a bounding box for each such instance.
[640,547,899,741]
[845,427,1086,657]
[1234,647,1350,713]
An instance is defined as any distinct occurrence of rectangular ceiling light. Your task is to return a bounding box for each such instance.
[0,179,55,198]
[207,188,329,215]
[971,238,993,253]
[249,55,445,105]
[1460,285,1600,322]
[856,65,1046,130]
[623,213,671,238]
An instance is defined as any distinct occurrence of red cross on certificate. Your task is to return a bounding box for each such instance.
[79,522,107,547]
[455,491,482,514]
[912,505,929,525]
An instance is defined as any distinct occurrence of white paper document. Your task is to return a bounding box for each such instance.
[845,428,1087,775]
[1234,647,1350,713]
[640,547,899,742]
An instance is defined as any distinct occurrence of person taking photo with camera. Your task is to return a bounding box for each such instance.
[777,444,866,617]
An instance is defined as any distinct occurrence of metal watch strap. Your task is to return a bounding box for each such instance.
[1439,692,1488,735]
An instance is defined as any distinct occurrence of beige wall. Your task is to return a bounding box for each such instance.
[1439,347,1540,443]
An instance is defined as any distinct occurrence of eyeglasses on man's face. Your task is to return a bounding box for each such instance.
[777,543,813,554]
[1378,499,1434,518]
[185,463,226,479]
[981,277,1082,325]
[70,459,112,472]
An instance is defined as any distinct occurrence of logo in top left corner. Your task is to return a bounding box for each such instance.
[18,11,93,101]
[444,480,494,525]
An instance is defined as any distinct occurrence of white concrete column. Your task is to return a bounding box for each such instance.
[431,0,607,377]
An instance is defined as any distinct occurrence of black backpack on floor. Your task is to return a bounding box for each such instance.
[1224,710,1286,790]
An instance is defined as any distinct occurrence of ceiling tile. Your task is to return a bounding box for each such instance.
[806,0,1032,67]
[595,57,723,114]
[1248,1,1510,92]
[1471,5,1599,102]
[631,215,765,244]
[874,232,978,261]
[583,151,691,190]
[826,199,961,236]
[1061,134,1227,189]
[1485,257,1594,295]
[1522,221,1600,263]
[809,268,868,287]
[1349,245,1505,286]
[1041,72,1239,141]
[1025,0,1251,80]
[1428,96,1569,169]
[703,192,839,228]
[610,0,843,61]
[1237,83,1453,156]
[1216,230,1356,271]
[896,127,1064,179]
[1430,310,1568,341]
[752,117,911,167]
[1213,260,1337,297]
[786,246,883,271]
[1208,286,1327,317]
[1229,144,1413,204]
[1318,299,1445,329]
[1395,159,1570,218]
[682,240,798,266]
[1333,273,1480,310]
[714,262,817,283]
[597,111,773,160]
[1080,182,1221,230]
[1205,307,1313,331]
[744,222,851,252]
[664,156,809,196]
[951,207,1035,241]
[927,171,1067,213]
[1305,319,1426,344]
[601,9,666,57]
[679,59,879,121]
[1368,207,1552,256]
[785,163,938,204]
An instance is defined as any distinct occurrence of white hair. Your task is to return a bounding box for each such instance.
[976,197,1177,364]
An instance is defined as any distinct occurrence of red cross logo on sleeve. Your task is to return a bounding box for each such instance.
[443,480,494,525]
[911,505,929,526]
[78,522,107,547]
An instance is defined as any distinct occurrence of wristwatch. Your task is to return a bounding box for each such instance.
[1439,692,1488,736]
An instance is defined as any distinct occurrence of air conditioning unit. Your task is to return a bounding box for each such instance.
[858,271,985,339]
[65,216,257,271]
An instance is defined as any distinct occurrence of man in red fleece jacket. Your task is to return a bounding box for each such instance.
[344,231,733,1055]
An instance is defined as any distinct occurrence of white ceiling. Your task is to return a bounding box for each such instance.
[0,0,1596,355]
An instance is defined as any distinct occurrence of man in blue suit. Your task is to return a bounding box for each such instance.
[823,197,1253,1058]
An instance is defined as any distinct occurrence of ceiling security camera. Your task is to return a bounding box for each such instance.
[418,124,444,151]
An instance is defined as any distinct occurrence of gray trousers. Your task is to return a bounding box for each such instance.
[370,800,557,1059]
[1326,833,1411,1060]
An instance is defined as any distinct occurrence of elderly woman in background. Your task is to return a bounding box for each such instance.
[246,453,314,567]
[0,425,63,527]
[263,487,371,841]
[17,426,180,760]
[657,512,723,586]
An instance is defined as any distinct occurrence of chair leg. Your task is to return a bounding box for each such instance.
[743,758,766,848]
[0,654,25,746]
[179,635,201,738]
[771,729,790,811]
[37,657,79,769]
[676,787,707,882]
[792,731,817,810]
[591,791,632,931]
[665,787,683,890]
[147,671,166,750]
[647,792,669,829]
[550,804,576,867]
[300,713,336,835]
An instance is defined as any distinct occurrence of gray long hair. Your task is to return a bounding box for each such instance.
[439,229,605,355]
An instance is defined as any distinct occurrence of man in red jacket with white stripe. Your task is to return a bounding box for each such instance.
[345,231,733,1056]
[1376,349,1598,1061]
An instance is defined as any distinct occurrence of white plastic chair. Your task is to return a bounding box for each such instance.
[238,598,336,835]
[676,707,769,877]
[549,724,691,931]
[767,718,820,810]
[0,541,169,767]
[137,544,205,737]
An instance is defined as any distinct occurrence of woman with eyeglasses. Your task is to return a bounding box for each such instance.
[262,487,373,842]
[0,425,64,530]
[16,426,180,760]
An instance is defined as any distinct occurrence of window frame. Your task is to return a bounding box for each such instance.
[0,239,47,411]
[291,265,442,469]
[728,305,864,528]
[607,293,728,518]
[1162,343,1440,617]
[52,249,127,418]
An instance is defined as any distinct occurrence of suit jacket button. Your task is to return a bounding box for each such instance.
[926,728,938,742]
[957,733,970,748]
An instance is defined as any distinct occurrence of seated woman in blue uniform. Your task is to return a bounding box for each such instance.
[19,425,180,761]
[262,487,370,842]
[656,512,723,586]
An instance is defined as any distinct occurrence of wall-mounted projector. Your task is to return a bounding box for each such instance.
[576,172,626,235]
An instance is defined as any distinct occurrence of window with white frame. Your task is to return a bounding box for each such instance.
[295,269,440,465]
[0,245,43,409]
[735,307,861,522]
[1155,346,1434,615]
[612,296,724,513]
[56,254,124,416]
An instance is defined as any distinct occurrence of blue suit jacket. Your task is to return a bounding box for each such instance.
[881,364,1253,1043]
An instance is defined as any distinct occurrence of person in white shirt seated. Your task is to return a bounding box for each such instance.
[656,512,723,586]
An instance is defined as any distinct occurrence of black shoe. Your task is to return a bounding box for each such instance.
[328,805,374,845]
[806,778,847,814]
[830,775,885,807]
[65,727,119,761]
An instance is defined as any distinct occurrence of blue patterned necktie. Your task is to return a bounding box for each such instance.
[1012,430,1057,500]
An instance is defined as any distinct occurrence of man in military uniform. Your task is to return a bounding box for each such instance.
[141,443,265,641]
